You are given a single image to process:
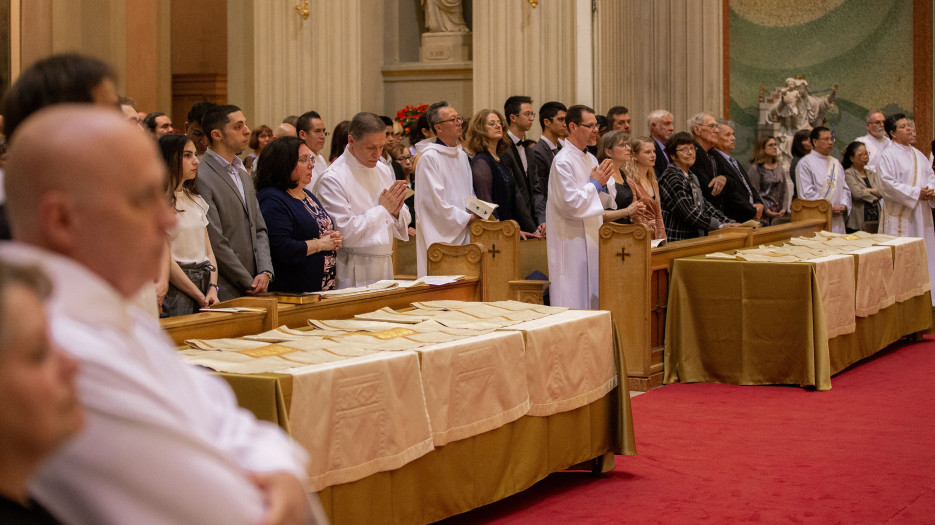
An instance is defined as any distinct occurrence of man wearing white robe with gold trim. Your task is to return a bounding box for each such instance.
[318,112,411,289]
[414,101,476,277]
[876,113,935,305]
[796,126,851,234]
[546,105,616,310]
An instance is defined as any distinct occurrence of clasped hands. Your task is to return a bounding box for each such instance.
[921,187,935,201]
[379,180,409,218]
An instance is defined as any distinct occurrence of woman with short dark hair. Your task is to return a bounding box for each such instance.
[658,132,736,241]
[256,136,342,293]
[789,128,812,199]
[842,141,881,233]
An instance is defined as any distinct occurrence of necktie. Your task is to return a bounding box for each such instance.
[729,156,754,204]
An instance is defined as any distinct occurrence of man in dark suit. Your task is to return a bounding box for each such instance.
[500,95,540,237]
[689,112,731,213]
[712,119,764,222]
[648,109,674,178]
[198,104,274,301]
[528,101,567,235]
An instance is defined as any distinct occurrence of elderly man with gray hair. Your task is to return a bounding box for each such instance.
[317,112,411,288]
[647,109,674,177]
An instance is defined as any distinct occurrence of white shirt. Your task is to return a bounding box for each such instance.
[796,150,852,233]
[508,130,528,172]
[317,149,411,288]
[205,148,246,202]
[414,140,475,277]
[856,133,890,172]
[169,191,210,264]
[0,243,309,525]
[306,153,329,197]
[546,145,612,310]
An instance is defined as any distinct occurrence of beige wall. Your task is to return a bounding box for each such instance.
[17,0,171,114]
[14,0,725,143]
[593,0,724,137]
[471,0,579,138]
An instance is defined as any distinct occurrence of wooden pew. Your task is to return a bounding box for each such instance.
[469,220,550,303]
[162,243,485,345]
[599,199,832,391]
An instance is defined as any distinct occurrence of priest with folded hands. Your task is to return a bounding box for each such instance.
[318,112,411,288]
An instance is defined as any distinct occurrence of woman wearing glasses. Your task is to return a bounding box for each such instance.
[658,132,736,241]
[256,136,343,293]
[465,109,515,224]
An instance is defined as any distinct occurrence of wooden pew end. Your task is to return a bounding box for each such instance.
[508,280,549,304]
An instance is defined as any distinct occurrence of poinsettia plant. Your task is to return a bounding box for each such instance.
[395,104,428,139]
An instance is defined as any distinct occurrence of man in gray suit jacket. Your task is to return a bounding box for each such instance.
[197,104,274,301]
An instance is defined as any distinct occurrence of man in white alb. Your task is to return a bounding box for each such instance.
[414,100,477,277]
[795,126,851,233]
[318,112,411,288]
[856,110,890,172]
[546,104,615,310]
[2,106,318,524]
[875,113,935,304]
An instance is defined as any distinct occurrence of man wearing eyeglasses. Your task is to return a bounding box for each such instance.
[856,110,890,172]
[796,126,851,233]
[414,100,478,277]
[546,104,616,310]
[297,110,330,194]
[501,95,542,238]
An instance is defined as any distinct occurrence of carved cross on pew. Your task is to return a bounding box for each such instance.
[615,248,631,264]
[488,243,501,259]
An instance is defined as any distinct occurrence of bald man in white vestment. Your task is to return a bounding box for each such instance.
[318,112,411,288]
[546,105,616,310]
[414,101,477,277]
[876,114,935,305]
[795,126,851,233]
[2,106,320,525]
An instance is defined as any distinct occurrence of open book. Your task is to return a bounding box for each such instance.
[466,196,498,219]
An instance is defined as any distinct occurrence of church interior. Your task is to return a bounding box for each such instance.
[2,1,935,524]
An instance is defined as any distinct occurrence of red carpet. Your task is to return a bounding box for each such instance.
[440,337,935,524]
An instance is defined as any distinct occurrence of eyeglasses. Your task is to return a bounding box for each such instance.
[486,121,503,128]
[520,111,536,118]
[298,155,315,165]
[312,128,330,136]
[675,147,695,155]
[577,123,597,129]
[395,155,413,162]
[438,116,463,125]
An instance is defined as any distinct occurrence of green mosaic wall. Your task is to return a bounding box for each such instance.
[729,0,913,163]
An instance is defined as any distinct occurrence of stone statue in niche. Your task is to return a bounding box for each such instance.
[419,0,472,63]
[759,77,838,170]
[421,0,470,33]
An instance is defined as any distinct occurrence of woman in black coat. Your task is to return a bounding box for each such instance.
[256,136,343,293]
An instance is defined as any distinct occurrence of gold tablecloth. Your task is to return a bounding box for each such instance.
[215,313,636,524]
[664,255,931,391]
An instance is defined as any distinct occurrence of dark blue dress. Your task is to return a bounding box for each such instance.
[257,187,336,293]
[470,151,515,221]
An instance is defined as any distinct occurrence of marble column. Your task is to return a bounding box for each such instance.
[471,0,580,135]
[229,0,385,137]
